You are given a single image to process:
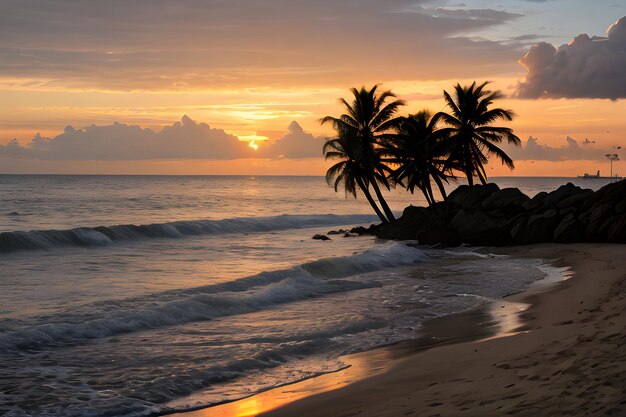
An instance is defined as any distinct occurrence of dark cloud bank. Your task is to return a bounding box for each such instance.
[517,16,626,99]
[0,117,324,161]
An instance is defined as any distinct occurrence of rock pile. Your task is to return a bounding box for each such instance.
[374,180,626,246]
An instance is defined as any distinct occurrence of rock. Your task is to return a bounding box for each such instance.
[581,179,626,212]
[450,209,502,235]
[343,232,359,237]
[481,188,529,212]
[327,229,345,235]
[543,183,588,208]
[416,226,460,246]
[377,206,441,240]
[607,214,626,243]
[312,234,331,241]
[374,179,626,247]
[554,213,585,243]
[350,225,378,235]
[512,209,560,244]
[583,203,613,241]
[425,201,457,223]
[447,184,500,210]
[523,191,547,209]
[557,190,593,210]
[464,228,511,246]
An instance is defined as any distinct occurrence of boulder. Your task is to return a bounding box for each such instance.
[450,209,503,235]
[554,213,585,243]
[464,228,511,246]
[544,183,588,208]
[447,183,500,210]
[350,225,378,235]
[312,234,331,241]
[512,209,560,244]
[581,180,626,212]
[416,226,460,246]
[523,191,548,210]
[557,190,593,210]
[377,206,441,240]
[607,214,626,243]
[327,229,346,235]
[583,203,614,241]
[482,188,530,212]
[425,201,458,223]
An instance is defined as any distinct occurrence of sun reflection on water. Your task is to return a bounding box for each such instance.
[172,348,394,417]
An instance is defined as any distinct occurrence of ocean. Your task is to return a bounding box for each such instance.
[0,175,611,417]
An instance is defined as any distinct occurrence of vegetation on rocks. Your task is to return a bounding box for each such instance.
[322,82,520,223]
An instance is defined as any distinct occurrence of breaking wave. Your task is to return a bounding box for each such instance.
[0,242,426,352]
[0,213,377,253]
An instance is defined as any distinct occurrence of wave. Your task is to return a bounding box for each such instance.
[0,242,426,353]
[0,213,377,253]
[303,241,426,278]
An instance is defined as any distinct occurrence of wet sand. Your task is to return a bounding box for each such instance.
[175,244,626,417]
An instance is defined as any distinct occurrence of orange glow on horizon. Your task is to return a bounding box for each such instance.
[2,76,625,175]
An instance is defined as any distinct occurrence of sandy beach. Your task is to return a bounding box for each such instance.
[184,243,626,417]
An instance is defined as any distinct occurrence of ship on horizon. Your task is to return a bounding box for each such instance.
[578,170,623,179]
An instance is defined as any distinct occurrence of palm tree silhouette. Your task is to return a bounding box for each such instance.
[436,82,520,185]
[321,85,405,222]
[383,111,456,205]
[323,127,388,223]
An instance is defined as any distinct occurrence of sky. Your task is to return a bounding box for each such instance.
[1,0,626,176]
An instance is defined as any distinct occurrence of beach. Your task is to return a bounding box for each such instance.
[1,176,624,417]
[185,243,625,417]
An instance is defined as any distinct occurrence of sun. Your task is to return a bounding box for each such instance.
[237,133,269,151]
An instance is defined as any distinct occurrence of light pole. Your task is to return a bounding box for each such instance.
[605,153,619,178]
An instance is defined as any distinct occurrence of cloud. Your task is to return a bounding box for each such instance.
[516,16,626,99]
[505,135,620,161]
[0,0,525,90]
[0,116,253,160]
[257,121,325,159]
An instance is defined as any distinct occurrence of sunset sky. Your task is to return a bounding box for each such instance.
[1,0,626,176]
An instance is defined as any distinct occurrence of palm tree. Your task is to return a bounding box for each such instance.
[435,81,521,186]
[321,85,405,222]
[323,127,388,223]
[382,111,456,205]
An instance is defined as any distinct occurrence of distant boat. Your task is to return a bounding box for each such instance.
[578,170,623,179]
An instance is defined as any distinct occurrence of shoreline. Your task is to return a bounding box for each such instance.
[255,243,625,417]
[168,245,586,417]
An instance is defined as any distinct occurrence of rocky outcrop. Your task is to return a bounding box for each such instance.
[374,180,626,246]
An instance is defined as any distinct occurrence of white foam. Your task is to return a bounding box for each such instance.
[0,213,377,253]
[0,242,426,352]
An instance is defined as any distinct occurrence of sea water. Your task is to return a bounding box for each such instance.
[0,175,608,416]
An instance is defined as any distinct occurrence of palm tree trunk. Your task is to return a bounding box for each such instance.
[356,178,388,224]
[476,168,487,185]
[369,179,396,221]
